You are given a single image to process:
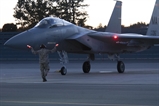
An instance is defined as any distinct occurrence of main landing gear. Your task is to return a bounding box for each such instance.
[82,54,125,74]
[117,61,125,73]
[82,54,94,73]
[82,59,125,74]
[108,54,125,73]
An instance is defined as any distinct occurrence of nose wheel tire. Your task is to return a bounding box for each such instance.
[117,61,125,73]
[82,61,91,73]
[60,66,67,75]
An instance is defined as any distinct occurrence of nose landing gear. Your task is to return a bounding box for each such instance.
[60,66,67,75]
[57,50,68,75]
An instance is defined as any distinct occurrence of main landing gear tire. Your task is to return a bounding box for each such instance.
[60,66,67,75]
[117,61,125,73]
[82,61,91,73]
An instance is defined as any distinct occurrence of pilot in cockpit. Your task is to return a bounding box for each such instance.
[35,17,72,28]
[42,20,48,25]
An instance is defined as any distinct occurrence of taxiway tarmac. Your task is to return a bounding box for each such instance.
[0,59,159,106]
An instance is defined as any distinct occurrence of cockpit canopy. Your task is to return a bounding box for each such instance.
[35,17,72,28]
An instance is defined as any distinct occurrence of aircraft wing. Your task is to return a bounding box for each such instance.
[88,32,159,46]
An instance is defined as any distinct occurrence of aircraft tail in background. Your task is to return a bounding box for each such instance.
[146,0,159,36]
[105,1,122,33]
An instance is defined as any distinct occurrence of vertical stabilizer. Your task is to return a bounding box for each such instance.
[146,0,159,36]
[105,1,122,33]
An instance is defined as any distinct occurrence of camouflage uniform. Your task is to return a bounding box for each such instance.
[31,47,56,81]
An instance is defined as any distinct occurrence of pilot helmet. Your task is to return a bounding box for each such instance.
[40,44,46,49]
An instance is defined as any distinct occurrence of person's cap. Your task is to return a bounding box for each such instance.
[40,44,46,48]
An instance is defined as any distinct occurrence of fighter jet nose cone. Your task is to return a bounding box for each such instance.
[3,33,30,49]
[4,38,20,49]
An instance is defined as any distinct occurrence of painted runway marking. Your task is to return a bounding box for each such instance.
[99,71,114,73]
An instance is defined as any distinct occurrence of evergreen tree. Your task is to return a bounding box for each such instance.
[13,0,88,29]
[2,23,17,32]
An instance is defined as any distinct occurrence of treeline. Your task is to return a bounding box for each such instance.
[0,0,149,35]
[14,0,88,29]
[0,22,149,35]
[94,22,149,35]
[122,22,149,35]
[1,0,89,32]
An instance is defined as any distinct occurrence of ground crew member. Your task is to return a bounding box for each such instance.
[27,44,58,82]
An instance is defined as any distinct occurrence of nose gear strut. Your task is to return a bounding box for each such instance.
[57,50,68,75]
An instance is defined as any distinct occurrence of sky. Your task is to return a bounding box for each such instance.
[0,0,156,29]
